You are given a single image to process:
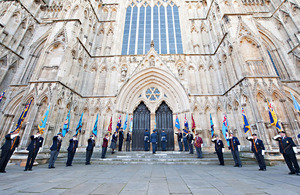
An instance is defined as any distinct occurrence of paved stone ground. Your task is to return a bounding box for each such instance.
[0,163,299,195]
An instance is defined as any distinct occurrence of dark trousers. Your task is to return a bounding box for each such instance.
[126,141,130,151]
[152,143,157,153]
[188,142,194,154]
[178,141,183,151]
[196,147,202,158]
[119,140,123,151]
[231,149,242,166]
[0,149,14,172]
[283,152,299,173]
[162,141,167,151]
[86,150,93,164]
[66,151,76,166]
[48,150,59,168]
[217,151,224,165]
[101,147,107,158]
[254,152,266,170]
[144,142,149,151]
[183,139,189,151]
[25,150,39,170]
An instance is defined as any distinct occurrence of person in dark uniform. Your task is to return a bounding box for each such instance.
[183,130,189,151]
[118,128,124,151]
[0,132,20,173]
[273,131,299,175]
[175,129,183,151]
[48,132,62,169]
[85,135,95,165]
[126,132,131,151]
[194,133,203,158]
[246,133,266,171]
[24,131,44,171]
[66,135,78,166]
[211,135,224,165]
[161,129,167,151]
[187,131,194,154]
[110,131,117,154]
[228,132,242,167]
[144,129,150,151]
[101,134,109,158]
[151,129,158,154]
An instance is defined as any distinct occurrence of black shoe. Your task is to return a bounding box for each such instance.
[234,165,239,167]
[24,169,28,171]
[259,168,264,171]
[0,171,6,173]
[51,166,55,168]
[288,172,296,175]
[28,169,32,171]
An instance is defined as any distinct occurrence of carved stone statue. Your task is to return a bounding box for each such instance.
[121,66,127,78]
[178,66,184,77]
[150,57,155,67]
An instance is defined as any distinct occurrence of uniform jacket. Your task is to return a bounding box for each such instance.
[246,138,265,154]
[212,139,224,153]
[161,132,167,142]
[1,134,20,150]
[151,132,158,143]
[102,137,108,147]
[26,135,44,152]
[126,133,131,142]
[86,138,95,151]
[228,137,240,150]
[187,134,194,143]
[112,134,118,143]
[175,132,183,142]
[67,139,78,153]
[119,131,124,141]
[50,136,62,151]
[144,132,150,142]
[194,136,203,148]
[278,136,296,154]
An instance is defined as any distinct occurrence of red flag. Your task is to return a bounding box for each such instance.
[191,114,196,132]
[108,116,112,133]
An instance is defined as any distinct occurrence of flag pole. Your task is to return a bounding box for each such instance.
[248,128,258,153]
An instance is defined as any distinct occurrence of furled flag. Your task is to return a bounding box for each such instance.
[175,114,180,130]
[154,117,157,130]
[267,99,282,132]
[184,114,189,135]
[108,116,112,133]
[123,114,128,131]
[38,105,50,135]
[0,90,5,104]
[116,115,121,132]
[242,108,251,134]
[62,109,71,137]
[129,116,133,132]
[11,99,32,134]
[191,114,196,132]
[75,112,83,136]
[92,114,98,137]
[290,91,300,115]
[210,114,214,138]
[222,113,230,146]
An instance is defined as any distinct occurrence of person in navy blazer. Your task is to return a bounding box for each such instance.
[85,135,95,165]
[144,129,150,151]
[212,135,224,165]
[228,132,242,167]
[48,132,62,169]
[66,135,78,166]
[246,133,266,171]
[273,131,299,175]
[24,131,44,171]
[151,129,158,154]
[0,132,20,173]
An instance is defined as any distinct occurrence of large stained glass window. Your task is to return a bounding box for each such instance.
[122,0,183,55]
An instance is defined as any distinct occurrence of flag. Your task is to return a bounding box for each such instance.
[184,114,188,135]
[116,115,121,132]
[0,90,5,104]
[290,91,300,115]
[62,109,71,137]
[191,114,196,132]
[242,108,251,134]
[75,112,83,136]
[267,99,282,131]
[222,113,230,146]
[11,99,32,134]
[210,114,214,138]
[92,114,98,137]
[175,114,180,130]
[123,114,128,131]
[129,116,133,132]
[38,105,50,135]
[108,116,112,133]
[154,117,157,130]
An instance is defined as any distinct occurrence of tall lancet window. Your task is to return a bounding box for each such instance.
[122,0,183,55]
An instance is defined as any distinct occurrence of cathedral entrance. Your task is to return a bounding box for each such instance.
[132,102,150,151]
[155,101,174,151]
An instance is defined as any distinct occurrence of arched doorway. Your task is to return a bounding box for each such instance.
[132,102,150,151]
[155,101,174,151]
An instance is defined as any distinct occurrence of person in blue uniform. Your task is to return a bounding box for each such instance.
[161,129,167,151]
[144,129,150,151]
[151,129,158,154]
[85,135,95,165]
[211,135,224,165]
[175,129,183,151]
[228,132,242,167]
[0,132,20,173]
[24,131,44,171]
[126,132,131,151]
[246,133,266,171]
[48,132,62,169]
[118,128,124,151]
[187,131,194,154]
[183,130,189,151]
[66,135,78,166]
[273,131,299,175]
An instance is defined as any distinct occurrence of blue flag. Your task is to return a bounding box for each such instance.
[116,115,121,132]
[290,91,300,115]
[62,109,71,137]
[123,114,128,131]
[11,99,32,134]
[129,117,133,132]
[175,114,180,130]
[75,112,83,136]
[92,114,98,137]
[222,114,230,146]
[210,114,214,138]
[38,105,50,135]
[242,108,250,134]
[267,99,282,131]
[184,115,188,135]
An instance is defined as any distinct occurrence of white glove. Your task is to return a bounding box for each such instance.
[273,134,281,140]
[293,147,298,154]
[201,144,203,148]
[34,135,39,138]
[191,141,194,144]
[262,150,265,155]
[228,137,233,139]
[222,148,225,153]
[211,138,216,142]
[247,136,253,140]
[238,145,241,152]
[73,137,77,140]
[11,134,19,139]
